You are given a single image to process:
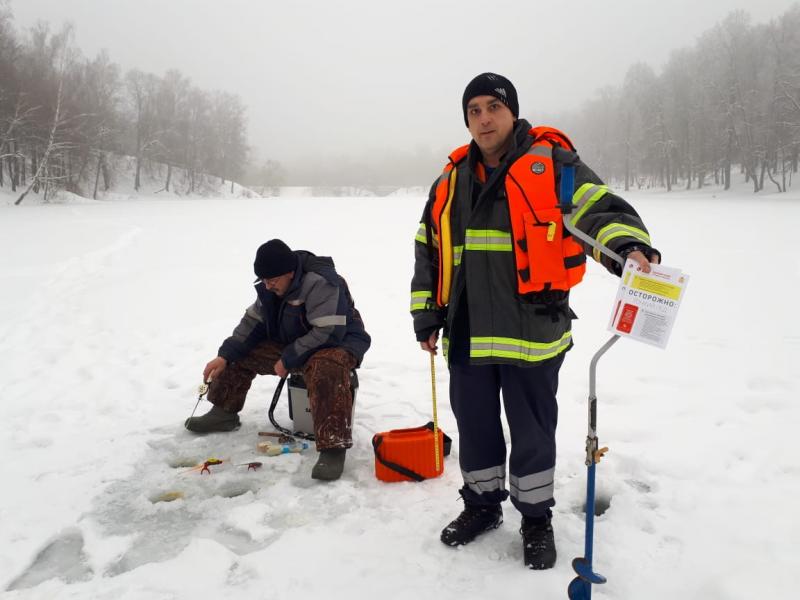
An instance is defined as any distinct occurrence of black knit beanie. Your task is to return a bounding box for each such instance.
[253,239,296,279]
[462,72,519,126]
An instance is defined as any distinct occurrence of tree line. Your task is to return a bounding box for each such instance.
[563,7,800,193]
[0,2,248,204]
[4,3,799,199]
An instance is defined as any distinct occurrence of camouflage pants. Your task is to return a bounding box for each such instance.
[208,341,358,450]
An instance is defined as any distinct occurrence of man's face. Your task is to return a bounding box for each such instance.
[262,272,294,297]
[466,95,515,158]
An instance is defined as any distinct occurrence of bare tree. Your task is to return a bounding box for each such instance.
[16,67,66,204]
[126,69,159,192]
[14,23,80,204]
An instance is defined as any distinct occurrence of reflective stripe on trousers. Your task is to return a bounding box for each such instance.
[510,467,555,505]
[462,464,506,496]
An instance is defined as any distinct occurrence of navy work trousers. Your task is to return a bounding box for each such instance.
[449,353,564,518]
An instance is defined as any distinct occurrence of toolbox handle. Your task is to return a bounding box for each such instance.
[372,434,427,482]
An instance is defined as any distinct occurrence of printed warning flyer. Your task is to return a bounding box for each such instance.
[608,259,689,348]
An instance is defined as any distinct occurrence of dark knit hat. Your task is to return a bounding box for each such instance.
[253,239,296,279]
[462,72,519,126]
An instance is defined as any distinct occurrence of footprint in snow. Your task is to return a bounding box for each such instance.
[5,528,93,591]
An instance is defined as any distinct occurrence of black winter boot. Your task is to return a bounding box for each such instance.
[440,503,503,547]
[521,515,557,570]
[184,405,240,433]
[311,448,346,481]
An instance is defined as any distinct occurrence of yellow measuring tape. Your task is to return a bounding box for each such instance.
[430,352,441,472]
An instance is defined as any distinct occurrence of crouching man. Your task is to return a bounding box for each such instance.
[186,239,371,481]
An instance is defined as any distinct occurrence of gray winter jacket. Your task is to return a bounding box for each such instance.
[220,251,370,369]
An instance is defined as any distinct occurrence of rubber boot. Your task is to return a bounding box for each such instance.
[311,448,346,481]
[184,405,240,433]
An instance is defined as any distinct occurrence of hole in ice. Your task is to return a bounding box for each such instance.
[149,490,185,504]
[574,491,612,517]
[580,494,611,516]
[593,494,611,515]
[167,457,198,468]
[219,484,255,499]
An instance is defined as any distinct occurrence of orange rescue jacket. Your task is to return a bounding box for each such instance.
[430,126,586,306]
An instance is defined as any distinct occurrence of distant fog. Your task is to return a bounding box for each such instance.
[4,0,799,191]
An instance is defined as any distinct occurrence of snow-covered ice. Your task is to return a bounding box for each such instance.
[0,185,797,599]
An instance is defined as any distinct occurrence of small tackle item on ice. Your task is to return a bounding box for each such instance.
[235,461,263,472]
[257,440,310,456]
[258,431,297,444]
[180,457,225,475]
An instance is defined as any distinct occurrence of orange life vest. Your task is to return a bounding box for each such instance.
[430,126,586,306]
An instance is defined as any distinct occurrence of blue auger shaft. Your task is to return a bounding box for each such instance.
[585,461,598,566]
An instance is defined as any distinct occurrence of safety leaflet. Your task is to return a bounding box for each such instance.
[608,259,689,348]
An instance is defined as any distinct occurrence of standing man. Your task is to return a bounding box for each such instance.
[410,73,660,569]
[188,239,371,481]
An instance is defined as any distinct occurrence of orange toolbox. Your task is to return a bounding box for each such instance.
[372,422,451,482]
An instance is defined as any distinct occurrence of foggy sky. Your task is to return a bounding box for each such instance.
[9,0,799,170]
